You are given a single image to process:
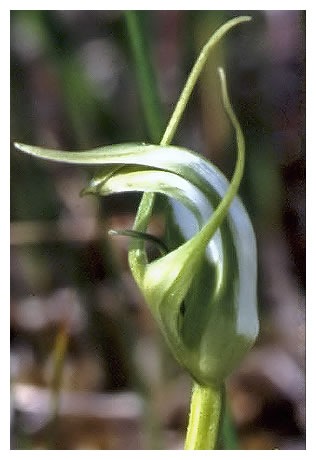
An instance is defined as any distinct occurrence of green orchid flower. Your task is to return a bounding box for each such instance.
[14,16,258,449]
[14,67,258,387]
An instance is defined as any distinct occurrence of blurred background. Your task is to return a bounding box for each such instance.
[10,10,305,450]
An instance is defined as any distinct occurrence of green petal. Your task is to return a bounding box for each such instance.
[85,165,211,228]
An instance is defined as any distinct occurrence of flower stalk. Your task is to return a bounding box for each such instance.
[185,382,223,450]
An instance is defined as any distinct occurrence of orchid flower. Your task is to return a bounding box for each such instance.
[15,16,258,449]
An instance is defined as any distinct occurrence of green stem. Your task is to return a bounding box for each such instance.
[125,11,163,144]
[185,382,222,450]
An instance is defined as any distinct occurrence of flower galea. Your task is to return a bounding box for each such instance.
[15,67,258,388]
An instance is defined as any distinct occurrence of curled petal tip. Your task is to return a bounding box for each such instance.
[14,142,24,151]
[235,15,252,23]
